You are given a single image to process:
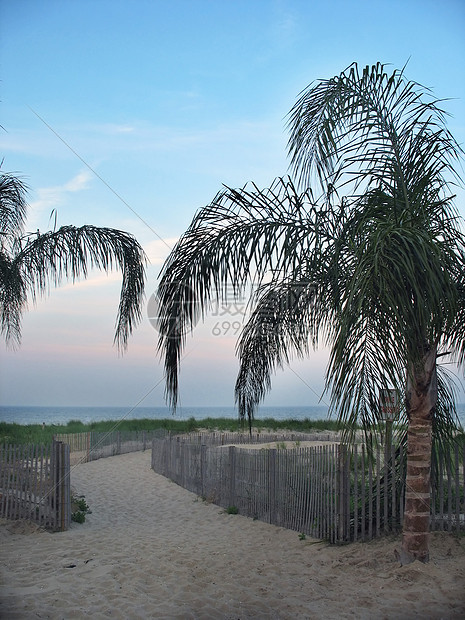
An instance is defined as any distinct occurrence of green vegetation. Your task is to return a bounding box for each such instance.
[226,505,239,515]
[0,416,344,446]
[71,495,91,524]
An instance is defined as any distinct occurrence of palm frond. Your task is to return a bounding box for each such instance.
[156,177,321,408]
[0,249,26,346]
[0,172,28,241]
[287,62,463,204]
[235,278,318,427]
[443,266,465,369]
[14,225,146,350]
[432,365,463,475]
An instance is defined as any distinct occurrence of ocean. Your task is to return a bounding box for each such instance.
[0,405,331,426]
[0,404,464,427]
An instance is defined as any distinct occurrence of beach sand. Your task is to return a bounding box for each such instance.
[1,450,464,619]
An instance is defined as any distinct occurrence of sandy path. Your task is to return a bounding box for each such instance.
[1,450,464,619]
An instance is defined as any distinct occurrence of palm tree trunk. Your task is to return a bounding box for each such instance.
[400,345,437,565]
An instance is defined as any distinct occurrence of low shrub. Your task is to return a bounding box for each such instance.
[71,495,91,524]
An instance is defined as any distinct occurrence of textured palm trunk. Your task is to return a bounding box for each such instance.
[400,345,437,565]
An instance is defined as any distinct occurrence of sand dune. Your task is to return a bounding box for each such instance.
[1,450,464,619]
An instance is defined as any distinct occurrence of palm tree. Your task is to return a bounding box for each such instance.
[0,169,146,349]
[156,63,465,563]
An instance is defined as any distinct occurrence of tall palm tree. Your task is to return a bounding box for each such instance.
[0,169,146,349]
[156,63,464,563]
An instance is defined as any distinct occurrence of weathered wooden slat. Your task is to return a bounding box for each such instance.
[353,444,358,542]
[439,455,445,531]
[337,445,345,542]
[324,446,331,540]
[345,446,351,540]
[399,444,405,529]
[360,445,366,541]
[299,450,308,536]
[9,445,17,520]
[446,452,453,532]
[0,446,5,518]
[391,443,396,532]
[368,449,373,540]
[329,445,337,543]
[454,443,460,533]
[383,442,388,534]
[39,444,48,526]
[376,447,381,538]
[316,446,321,539]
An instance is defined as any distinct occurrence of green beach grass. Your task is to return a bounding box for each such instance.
[0,416,343,446]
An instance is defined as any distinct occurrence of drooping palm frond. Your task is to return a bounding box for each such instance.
[0,249,26,346]
[235,278,319,427]
[433,364,463,446]
[156,177,321,408]
[0,169,148,350]
[0,171,28,242]
[444,266,465,369]
[10,225,146,350]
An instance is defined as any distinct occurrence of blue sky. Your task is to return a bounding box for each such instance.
[1,0,464,409]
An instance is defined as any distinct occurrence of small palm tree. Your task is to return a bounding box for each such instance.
[0,169,146,349]
[156,63,464,563]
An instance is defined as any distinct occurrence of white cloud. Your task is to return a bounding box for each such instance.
[56,271,122,293]
[26,170,93,231]
[63,170,92,192]
[144,237,177,266]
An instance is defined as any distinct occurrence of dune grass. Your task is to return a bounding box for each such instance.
[0,416,343,446]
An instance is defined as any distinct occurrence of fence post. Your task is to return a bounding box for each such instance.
[51,440,71,531]
[376,446,381,537]
[337,444,347,542]
[89,432,96,462]
[353,444,358,542]
[166,434,172,476]
[228,446,236,508]
[268,449,277,525]
[50,441,57,529]
[455,443,460,533]
[384,438,389,534]
[399,443,405,529]
[201,444,207,500]
[180,441,185,487]
[60,442,71,531]
[360,444,366,542]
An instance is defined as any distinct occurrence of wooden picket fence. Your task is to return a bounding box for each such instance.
[54,429,169,464]
[151,435,343,542]
[172,430,340,446]
[151,434,465,543]
[0,440,71,531]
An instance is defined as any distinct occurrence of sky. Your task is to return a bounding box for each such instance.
[0,0,464,410]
